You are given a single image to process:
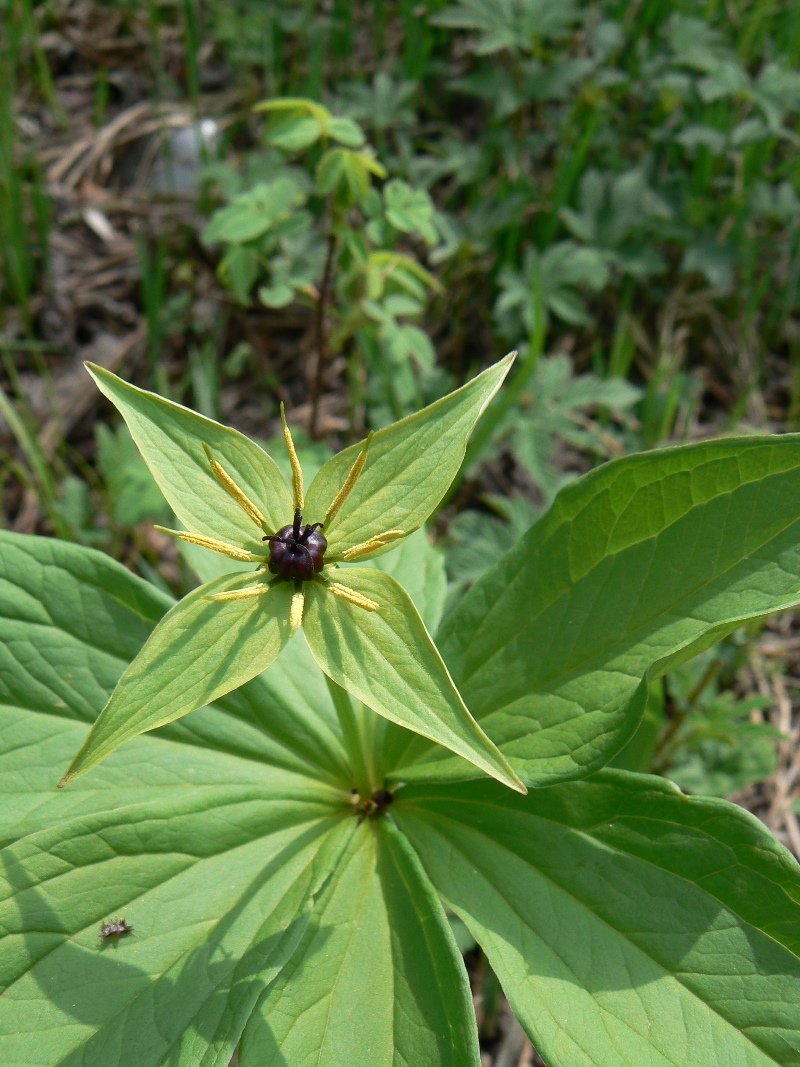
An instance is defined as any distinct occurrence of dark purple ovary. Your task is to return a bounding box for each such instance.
[267,524,327,581]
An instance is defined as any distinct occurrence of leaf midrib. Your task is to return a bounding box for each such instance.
[456,491,800,705]
[406,805,791,1066]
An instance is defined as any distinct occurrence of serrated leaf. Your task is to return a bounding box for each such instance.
[61,571,294,785]
[395,771,800,1067]
[86,366,293,550]
[392,436,800,787]
[305,354,515,555]
[240,818,480,1067]
[303,568,524,794]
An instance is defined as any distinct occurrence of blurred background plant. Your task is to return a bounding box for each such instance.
[3,0,800,1060]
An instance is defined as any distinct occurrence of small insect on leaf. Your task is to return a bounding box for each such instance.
[100,917,134,944]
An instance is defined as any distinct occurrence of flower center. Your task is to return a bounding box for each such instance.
[263,508,327,582]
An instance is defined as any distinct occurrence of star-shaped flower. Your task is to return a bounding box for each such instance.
[60,356,524,794]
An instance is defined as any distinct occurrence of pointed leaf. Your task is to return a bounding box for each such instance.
[395,771,800,1067]
[304,353,515,555]
[303,568,525,793]
[0,702,317,846]
[0,786,351,1067]
[0,529,351,788]
[240,818,480,1067]
[397,436,800,786]
[62,571,294,784]
[87,366,293,550]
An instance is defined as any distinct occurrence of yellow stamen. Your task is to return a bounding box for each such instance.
[203,444,267,529]
[325,432,374,529]
[340,531,407,561]
[207,583,271,602]
[281,403,304,511]
[155,527,259,563]
[290,589,305,631]
[328,583,379,612]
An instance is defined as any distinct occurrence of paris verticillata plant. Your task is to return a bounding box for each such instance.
[1,355,800,1066]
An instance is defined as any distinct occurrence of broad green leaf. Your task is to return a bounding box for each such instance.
[395,436,800,787]
[240,818,480,1067]
[305,353,515,555]
[0,530,351,787]
[395,771,800,1067]
[0,786,352,1067]
[303,567,525,794]
[0,703,317,846]
[87,366,293,550]
[61,571,294,784]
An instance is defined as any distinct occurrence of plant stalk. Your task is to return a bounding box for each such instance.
[325,675,375,798]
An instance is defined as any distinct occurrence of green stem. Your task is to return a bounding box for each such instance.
[325,675,375,798]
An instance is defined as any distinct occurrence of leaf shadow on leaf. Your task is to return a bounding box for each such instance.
[0,816,336,1063]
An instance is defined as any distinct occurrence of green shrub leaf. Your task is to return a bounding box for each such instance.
[240,818,480,1066]
[202,178,303,243]
[395,771,800,1067]
[303,567,524,793]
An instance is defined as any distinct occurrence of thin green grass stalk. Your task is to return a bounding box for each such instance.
[304,16,327,101]
[0,339,63,353]
[93,68,110,128]
[16,0,65,126]
[440,285,546,514]
[737,0,779,65]
[189,337,221,420]
[136,234,171,397]
[0,15,33,328]
[535,105,601,247]
[145,0,168,102]
[403,0,437,80]
[330,0,354,73]
[608,316,638,380]
[181,0,202,108]
[29,155,51,277]
[0,374,71,538]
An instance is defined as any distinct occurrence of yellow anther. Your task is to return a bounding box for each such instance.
[207,583,271,603]
[281,403,304,511]
[328,583,379,612]
[290,590,305,631]
[340,531,406,561]
[325,432,374,529]
[154,527,259,563]
[203,444,267,529]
